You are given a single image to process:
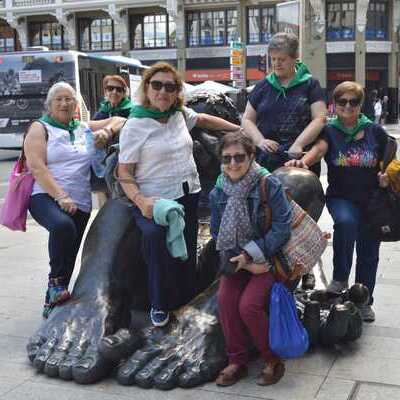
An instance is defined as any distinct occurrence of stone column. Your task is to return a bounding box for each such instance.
[355,0,369,86]
[387,0,399,122]
[55,8,76,50]
[6,9,28,49]
[165,0,185,75]
[305,0,327,89]
[107,4,129,54]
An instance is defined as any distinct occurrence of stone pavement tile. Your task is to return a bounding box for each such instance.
[329,355,400,386]
[5,377,255,400]
[354,382,400,400]
[370,285,400,330]
[333,335,400,360]
[0,335,30,364]
[0,313,42,338]
[286,348,336,376]
[201,371,325,400]
[314,377,355,400]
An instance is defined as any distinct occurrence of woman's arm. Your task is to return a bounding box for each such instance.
[286,138,328,168]
[195,113,241,132]
[117,163,156,219]
[242,102,280,153]
[24,122,77,214]
[288,101,327,154]
[88,117,127,147]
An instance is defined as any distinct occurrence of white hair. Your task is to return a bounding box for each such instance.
[45,81,77,112]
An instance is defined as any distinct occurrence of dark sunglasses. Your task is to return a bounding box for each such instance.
[149,80,178,93]
[106,85,124,93]
[221,153,247,165]
[336,98,361,107]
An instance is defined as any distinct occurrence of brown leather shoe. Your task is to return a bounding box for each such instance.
[215,364,248,387]
[257,360,285,386]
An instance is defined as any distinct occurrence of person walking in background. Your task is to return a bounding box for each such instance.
[374,96,382,124]
[380,95,389,125]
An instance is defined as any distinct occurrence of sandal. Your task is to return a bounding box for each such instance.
[215,364,248,387]
[257,359,285,386]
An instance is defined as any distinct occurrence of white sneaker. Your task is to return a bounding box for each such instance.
[327,280,349,293]
[358,304,375,322]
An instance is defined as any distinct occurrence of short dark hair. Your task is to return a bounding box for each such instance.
[219,132,256,158]
[268,32,299,59]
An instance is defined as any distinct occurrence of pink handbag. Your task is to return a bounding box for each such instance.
[0,156,34,231]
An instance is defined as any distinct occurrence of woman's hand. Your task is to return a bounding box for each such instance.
[135,194,158,219]
[258,139,279,153]
[237,261,269,275]
[93,129,110,148]
[378,171,390,188]
[58,196,78,215]
[285,159,309,169]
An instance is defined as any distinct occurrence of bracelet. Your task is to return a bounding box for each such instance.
[54,194,68,203]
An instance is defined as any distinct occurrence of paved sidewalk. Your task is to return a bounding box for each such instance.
[1,124,400,399]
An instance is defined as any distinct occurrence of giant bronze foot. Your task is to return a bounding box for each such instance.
[116,281,226,390]
[27,199,146,384]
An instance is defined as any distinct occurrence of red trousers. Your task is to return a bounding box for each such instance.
[217,270,277,366]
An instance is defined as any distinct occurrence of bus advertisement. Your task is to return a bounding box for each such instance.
[0,50,146,149]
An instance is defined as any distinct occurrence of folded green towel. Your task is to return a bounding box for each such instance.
[153,199,188,261]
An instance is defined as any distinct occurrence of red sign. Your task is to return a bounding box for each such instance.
[327,71,355,81]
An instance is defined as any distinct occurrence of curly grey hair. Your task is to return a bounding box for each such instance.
[268,32,299,59]
[44,81,77,112]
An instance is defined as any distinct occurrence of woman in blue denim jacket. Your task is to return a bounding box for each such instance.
[210,132,292,387]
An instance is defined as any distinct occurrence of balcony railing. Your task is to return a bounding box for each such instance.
[12,0,55,6]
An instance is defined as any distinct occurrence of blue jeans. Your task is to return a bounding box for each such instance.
[29,194,90,283]
[326,197,380,304]
[132,192,199,311]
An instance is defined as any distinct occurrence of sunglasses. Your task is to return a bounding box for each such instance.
[336,98,361,107]
[106,85,124,93]
[149,80,178,93]
[221,153,247,165]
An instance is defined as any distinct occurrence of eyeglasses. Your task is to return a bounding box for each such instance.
[336,98,361,107]
[106,86,125,93]
[221,153,247,165]
[53,97,75,104]
[149,80,178,93]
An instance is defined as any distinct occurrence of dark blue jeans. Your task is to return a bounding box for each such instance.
[132,192,199,311]
[326,197,380,304]
[29,194,90,283]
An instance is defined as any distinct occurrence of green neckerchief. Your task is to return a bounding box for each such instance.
[40,114,80,144]
[99,96,134,116]
[266,60,312,99]
[129,105,182,119]
[328,113,372,142]
[215,166,269,189]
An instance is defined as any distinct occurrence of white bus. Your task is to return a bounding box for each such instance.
[0,50,147,149]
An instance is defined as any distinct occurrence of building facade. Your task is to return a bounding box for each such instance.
[1,0,399,121]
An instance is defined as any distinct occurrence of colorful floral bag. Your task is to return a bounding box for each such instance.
[260,175,328,283]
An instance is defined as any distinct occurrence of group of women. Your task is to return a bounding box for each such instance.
[23,31,391,387]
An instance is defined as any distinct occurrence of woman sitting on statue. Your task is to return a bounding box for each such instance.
[24,82,125,318]
[286,81,390,322]
[210,132,292,387]
[117,61,242,327]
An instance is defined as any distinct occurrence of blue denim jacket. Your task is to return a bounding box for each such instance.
[209,174,292,263]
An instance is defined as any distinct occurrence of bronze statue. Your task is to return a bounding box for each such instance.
[27,91,364,390]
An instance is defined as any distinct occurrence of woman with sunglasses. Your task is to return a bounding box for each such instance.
[286,81,390,322]
[209,132,292,387]
[117,62,242,327]
[93,75,134,120]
